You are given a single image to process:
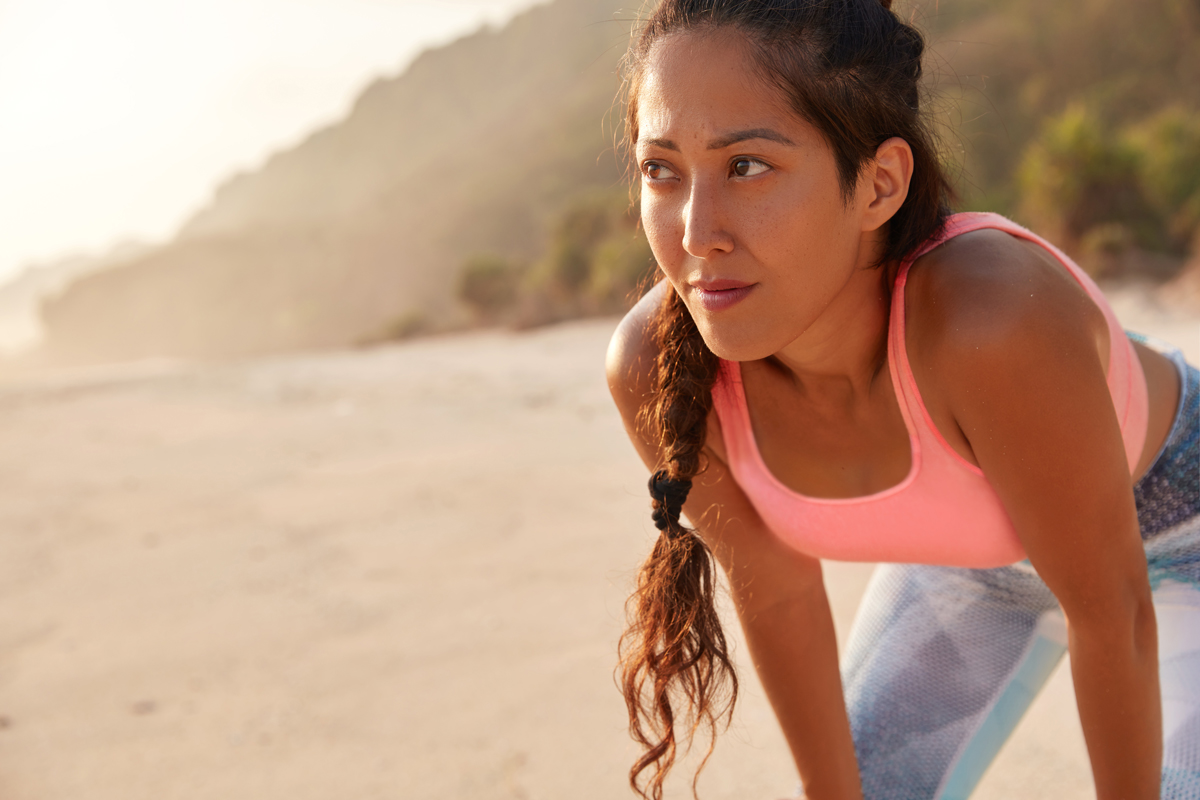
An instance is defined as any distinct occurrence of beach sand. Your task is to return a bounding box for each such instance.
[0,287,1195,799]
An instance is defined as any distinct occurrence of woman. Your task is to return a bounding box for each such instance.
[604,0,1199,798]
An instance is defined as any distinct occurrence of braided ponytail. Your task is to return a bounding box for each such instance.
[617,0,952,794]
[620,286,733,800]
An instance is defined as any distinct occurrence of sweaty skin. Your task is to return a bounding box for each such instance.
[608,28,1180,800]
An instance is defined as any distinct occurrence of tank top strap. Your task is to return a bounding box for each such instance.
[889,212,1149,473]
[887,219,988,479]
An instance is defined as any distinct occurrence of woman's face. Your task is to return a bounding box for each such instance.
[636,29,882,362]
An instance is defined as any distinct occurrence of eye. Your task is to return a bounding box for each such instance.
[641,161,678,181]
[731,158,770,178]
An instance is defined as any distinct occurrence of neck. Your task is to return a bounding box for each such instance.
[769,260,894,399]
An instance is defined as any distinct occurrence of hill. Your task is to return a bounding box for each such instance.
[0,242,148,354]
[41,0,635,361]
[39,0,1199,362]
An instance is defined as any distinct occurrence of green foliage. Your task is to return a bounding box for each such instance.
[526,192,657,318]
[1015,102,1200,272]
[918,0,1198,242]
[458,254,525,320]
[588,233,655,307]
[1016,104,1153,246]
[1126,106,1200,248]
[544,203,614,293]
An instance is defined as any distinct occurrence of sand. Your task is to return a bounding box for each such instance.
[0,287,1195,799]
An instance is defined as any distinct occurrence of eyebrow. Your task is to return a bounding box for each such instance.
[638,128,797,151]
[708,128,796,149]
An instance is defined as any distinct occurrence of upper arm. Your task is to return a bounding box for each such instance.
[910,233,1149,625]
[606,279,668,465]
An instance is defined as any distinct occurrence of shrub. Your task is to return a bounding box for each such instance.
[524,192,657,316]
[587,232,655,309]
[458,254,523,320]
[542,201,616,294]
[1126,106,1200,250]
[1017,104,1157,249]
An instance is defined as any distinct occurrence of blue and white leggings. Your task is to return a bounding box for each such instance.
[835,344,1200,799]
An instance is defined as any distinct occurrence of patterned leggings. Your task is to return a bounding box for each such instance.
[840,344,1200,799]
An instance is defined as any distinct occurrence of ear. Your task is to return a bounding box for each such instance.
[860,137,913,232]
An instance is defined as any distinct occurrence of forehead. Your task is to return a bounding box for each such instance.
[636,29,802,146]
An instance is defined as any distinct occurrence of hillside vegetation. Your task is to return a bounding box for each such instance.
[40,0,1199,362]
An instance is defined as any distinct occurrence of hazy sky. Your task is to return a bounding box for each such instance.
[0,0,543,282]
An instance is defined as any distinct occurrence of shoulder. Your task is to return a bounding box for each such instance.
[903,227,1109,377]
[606,279,734,467]
[902,230,1146,614]
[605,279,668,422]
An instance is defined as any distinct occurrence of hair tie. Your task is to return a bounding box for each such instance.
[648,469,691,532]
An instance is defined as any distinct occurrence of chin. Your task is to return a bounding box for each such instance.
[693,316,781,363]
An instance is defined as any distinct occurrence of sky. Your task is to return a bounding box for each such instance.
[0,0,543,282]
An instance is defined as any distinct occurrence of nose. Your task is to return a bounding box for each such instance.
[681,181,734,258]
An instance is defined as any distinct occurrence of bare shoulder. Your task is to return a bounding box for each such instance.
[605,279,668,423]
[903,227,1108,369]
[900,233,1147,621]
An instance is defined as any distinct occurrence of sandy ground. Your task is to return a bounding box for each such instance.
[0,287,1195,800]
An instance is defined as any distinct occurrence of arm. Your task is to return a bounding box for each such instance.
[607,283,863,798]
[911,236,1161,799]
[695,451,863,799]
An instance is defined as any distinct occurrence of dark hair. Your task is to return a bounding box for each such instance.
[617,1,953,797]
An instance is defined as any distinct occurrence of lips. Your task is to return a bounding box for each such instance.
[690,278,755,312]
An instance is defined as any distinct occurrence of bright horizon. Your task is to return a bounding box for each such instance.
[0,0,544,284]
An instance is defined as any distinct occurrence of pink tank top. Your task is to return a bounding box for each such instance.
[710,213,1149,567]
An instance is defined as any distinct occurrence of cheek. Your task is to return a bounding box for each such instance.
[746,193,863,311]
[704,196,862,357]
[641,196,683,272]
[745,182,848,263]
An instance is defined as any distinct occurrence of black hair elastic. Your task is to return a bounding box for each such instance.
[648,469,692,532]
